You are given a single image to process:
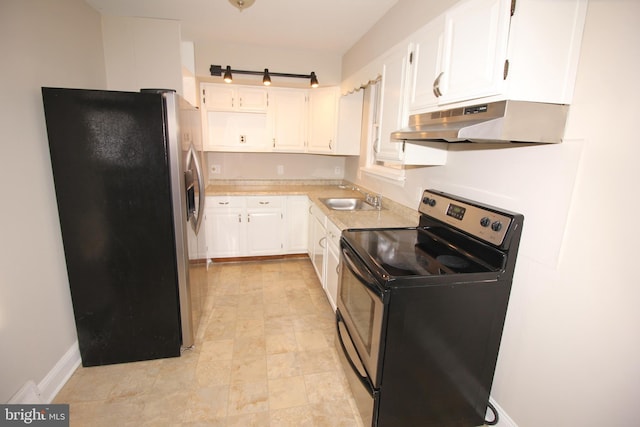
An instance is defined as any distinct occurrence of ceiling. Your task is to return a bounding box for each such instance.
[84,0,399,55]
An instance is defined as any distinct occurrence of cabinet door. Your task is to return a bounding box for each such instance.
[205,111,268,150]
[202,84,236,110]
[310,214,326,282]
[285,196,309,253]
[375,46,410,163]
[206,208,244,257]
[326,241,339,312]
[237,87,268,112]
[246,210,283,255]
[307,87,338,153]
[324,220,341,312]
[269,89,308,151]
[408,17,445,113]
[335,90,363,156]
[438,0,511,104]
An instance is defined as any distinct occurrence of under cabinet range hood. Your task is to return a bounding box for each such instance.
[391,100,569,144]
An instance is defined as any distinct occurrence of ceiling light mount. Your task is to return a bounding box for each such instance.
[228,0,255,12]
[210,64,319,88]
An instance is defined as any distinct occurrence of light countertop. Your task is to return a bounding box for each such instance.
[205,181,419,231]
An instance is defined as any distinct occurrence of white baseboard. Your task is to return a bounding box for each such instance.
[487,396,519,427]
[8,341,81,404]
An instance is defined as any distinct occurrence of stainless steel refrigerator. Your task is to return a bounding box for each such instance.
[41,87,206,366]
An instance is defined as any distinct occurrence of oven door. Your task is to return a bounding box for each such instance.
[336,243,385,387]
[336,310,378,427]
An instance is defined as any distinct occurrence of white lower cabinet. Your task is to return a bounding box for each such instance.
[308,202,327,283]
[246,196,284,256]
[307,201,341,312]
[205,195,284,258]
[205,195,310,258]
[285,196,309,254]
[205,196,245,258]
[324,220,341,312]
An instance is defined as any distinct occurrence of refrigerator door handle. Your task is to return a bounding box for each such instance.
[187,144,206,235]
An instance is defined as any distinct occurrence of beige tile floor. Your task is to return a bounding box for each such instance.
[54,258,362,427]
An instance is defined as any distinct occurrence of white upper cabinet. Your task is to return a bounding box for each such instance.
[335,90,364,156]
[407,16,445,113]
[201,83,269,151]
[268,88,308,152]
[199,82,351,155]
[375,45,448,165]
[437,0,512,105]
[407,0,587,113]
[202,84,268,112]
[375,46,411,163]
[307,87,339,154]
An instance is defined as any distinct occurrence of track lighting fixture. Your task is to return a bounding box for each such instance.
[223,66,232,83]
[210,64,319,88]
[262,69,271,86]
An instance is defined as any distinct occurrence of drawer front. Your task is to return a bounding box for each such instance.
[207,196,245,209]
[246,196,284,209]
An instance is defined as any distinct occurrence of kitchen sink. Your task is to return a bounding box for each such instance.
[320,198,379,211]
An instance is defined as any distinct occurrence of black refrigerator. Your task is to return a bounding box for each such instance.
[41,88,206,367]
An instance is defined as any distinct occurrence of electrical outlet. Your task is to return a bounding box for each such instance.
[211,164,221,174]
[277,165,284,175]
[334,166,342,175]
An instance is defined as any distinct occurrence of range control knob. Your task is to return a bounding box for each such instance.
[480,217,491,227]
[422,197,436,207]
[491,221,503,232]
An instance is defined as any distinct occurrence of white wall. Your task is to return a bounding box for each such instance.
[343,1,640,425]
[102,16,183,94]
[0,0,106,402]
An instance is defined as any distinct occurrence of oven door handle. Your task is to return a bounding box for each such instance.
[341,247,383,299]
[336,311,375,393]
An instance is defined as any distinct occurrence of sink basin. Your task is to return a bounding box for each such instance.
[320,198,379,211]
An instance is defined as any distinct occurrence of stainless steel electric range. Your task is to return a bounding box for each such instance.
[335,189,524,427]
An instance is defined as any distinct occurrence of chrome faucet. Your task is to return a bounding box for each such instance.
[365,193,383,210]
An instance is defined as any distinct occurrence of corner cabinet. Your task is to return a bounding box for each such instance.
[307,87,339,154]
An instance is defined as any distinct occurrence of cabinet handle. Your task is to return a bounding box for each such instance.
[319,236,326,249]
[238,213,242,223]
[433,71,444,97]
[247,214,251,222]
[218,201,230,205]
[239,97,243,107]
[329,140,333,150]
[231,97,235,108]
[259,201,270,205]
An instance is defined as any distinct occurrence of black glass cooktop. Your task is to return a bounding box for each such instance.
[342,227,504,278]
